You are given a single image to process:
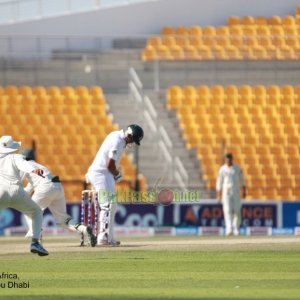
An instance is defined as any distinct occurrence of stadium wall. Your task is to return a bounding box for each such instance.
[0,0,298,37]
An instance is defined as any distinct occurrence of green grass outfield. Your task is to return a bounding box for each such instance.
[0,236,299,299]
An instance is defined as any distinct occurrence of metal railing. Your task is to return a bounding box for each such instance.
[129,67,189,189]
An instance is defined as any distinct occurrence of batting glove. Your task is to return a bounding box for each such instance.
[114,172,123,183]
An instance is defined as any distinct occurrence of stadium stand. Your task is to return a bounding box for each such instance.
[0,86,146,201]
[142,6,300,61]
[167,84,300,201]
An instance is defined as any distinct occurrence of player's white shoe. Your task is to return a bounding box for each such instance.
[97,239,109,246]
[233,229,240,236]
[97,237,121,246]
[30,242,49,256]
[225,229,233,236]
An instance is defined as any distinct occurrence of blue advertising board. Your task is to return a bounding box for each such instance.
[0,201,280,235]
[115,202,278,227]
[0,205,81,235]
[282,202,300,227]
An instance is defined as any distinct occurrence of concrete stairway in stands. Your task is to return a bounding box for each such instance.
[105,90,210,197]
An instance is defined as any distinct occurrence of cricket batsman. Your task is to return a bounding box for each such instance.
[0,136,49,256]
[216,153,246,236]
[20,149,97,247]
[86,124,144,246]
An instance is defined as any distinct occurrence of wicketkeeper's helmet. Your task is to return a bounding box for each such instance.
[127,124,144,146]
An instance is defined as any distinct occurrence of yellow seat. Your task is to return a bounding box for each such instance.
[75,86,90,97]
[211,45,227,59]
[242,16,255,26]
[285,35,299,48]
[175,26,189,35]
[265,45,277,59]
[277,188,294,200]
[61,86,75,98]
[166,82,300,200]
[278,46,296,60]
[255,16,268,26]
[4,86,18,96]
[282,16,296,27]
[89,86,104,99]
[142,9,300,62]
[216,36,230,47]
[141,46,157,61]
[183,85,197,98]
[229,26,244,47]
[238,85,253,105]
[6,85,147,199]
[169,45,184,60]
[157,45,172,60]
[197,46,213,60]
[19,86,33,96]
[188,26,202,36]
[174,36,189,47]
[243,26,256,36]
[210,85,225,105]
[47,86,61,97]
[32,86,46,97]
[202,26,216,47]
[271,28,285,47]
[147,37,162,47]
[183,45,200,60]
[252,45,268,59]
[224,46,242,60]
[216,26,229,35]
[268,16,282,25]
[162,36,176,47]
[280,85,294,103]
[228,16,240,26]
[189,37,203,47]
[161,26,174,35]
[64,95,78,106]
[257,26,272,47]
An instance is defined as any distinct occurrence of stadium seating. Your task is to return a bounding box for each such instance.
[142,6,300,61]
[167,84,300,201]
[0,86,147,202]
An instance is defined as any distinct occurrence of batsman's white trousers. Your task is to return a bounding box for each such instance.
[222,190,241,234]
[25,182,78,237]
[0,184,42,240]
[87,170,116,242]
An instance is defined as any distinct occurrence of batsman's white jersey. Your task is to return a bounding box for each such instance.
[0,153,42,240]
[23,160,87,237]
[87,130,125,243]
[216,164,246,235]
[88,130,125,174]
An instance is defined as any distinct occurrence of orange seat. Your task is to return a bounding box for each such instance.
[0,86,146,202]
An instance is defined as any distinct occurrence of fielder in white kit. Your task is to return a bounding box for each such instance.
[0,136,49,256]
[86,124,144,246]
[20,149,97,247]
[216,153,246,236]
